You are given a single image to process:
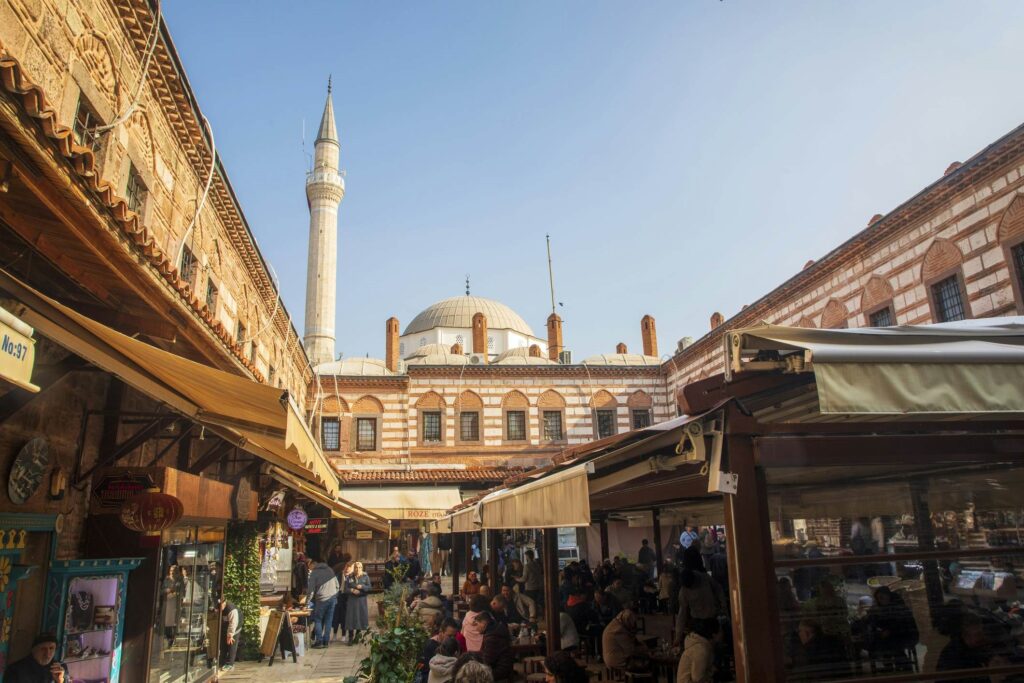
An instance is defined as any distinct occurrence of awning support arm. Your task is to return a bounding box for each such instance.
[76,414,176,483]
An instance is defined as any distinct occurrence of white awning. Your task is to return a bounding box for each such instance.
[340,486,463,520]
[267,467,390,534]
[478,465,591,529]
[726,319,1024,418]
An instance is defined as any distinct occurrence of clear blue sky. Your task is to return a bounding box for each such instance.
[164,1,1024,361]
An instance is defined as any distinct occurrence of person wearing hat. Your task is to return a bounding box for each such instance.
[5,632,68,682]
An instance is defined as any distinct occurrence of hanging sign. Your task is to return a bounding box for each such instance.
[304,518,327,535]
[286,507,308,530]
[0,312,37,393]
[93,473,155,509]
[356,530,373,540]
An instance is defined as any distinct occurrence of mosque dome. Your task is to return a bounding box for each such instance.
[315,357,395,376]
[403,296,535,337]
[580,353,661,367]
[404,343,471,366]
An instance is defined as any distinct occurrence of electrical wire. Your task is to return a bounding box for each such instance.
[174,114,216,272]
[94,0,162,133]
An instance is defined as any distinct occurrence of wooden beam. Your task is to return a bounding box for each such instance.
[652,508,663,574]
[78,413,175,482]
[488,529,500,589]
[755,433,1024,467]
[187,440,232,474]
[451,532,461,598]
[722,436,784,683]
[599,517,609,561]
[542,529,560,655]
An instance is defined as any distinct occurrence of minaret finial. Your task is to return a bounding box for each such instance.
[327,75,332,95]
[465,275,471,296]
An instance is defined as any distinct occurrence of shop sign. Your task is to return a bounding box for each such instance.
[8,437,49,505]
[0,315,36,392]
[304,518,327,534]
[286,507,308,530]
[356,530,373,540]
[404,509,447,519]
[94,473,155,509]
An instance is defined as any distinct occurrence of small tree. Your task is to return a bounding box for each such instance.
[345,566,427,683]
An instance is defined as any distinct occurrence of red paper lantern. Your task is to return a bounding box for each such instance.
[120,488,184,543]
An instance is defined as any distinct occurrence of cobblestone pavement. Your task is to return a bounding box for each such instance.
[215,637,368,682]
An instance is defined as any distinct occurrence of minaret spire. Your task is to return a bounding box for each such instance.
[303,82,346,367]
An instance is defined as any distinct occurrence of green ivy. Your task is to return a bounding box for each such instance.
[224,521,262,661]
[345,566,427,683]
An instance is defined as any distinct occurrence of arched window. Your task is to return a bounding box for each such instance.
[590,390,619,439]
[820,299,849,329]
[627,390,653,429]
[456,391,483,442]
[501,391,530,443]
[921,239,968,322]
[861,275,897,327]
[538,390,567,442]
[998,195,1024,313]
[415,391,446,445]
[352,396,383,452]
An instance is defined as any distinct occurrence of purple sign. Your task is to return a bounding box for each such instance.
[287,507,308,530]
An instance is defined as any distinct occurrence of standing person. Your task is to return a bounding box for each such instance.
[5,632,69,682]
[217,598,242,672]
[676,617,718,683]
[384,547,406,588]
[307,555,340,648]
[327,540,344,567]
[679,526,699,550]
[674,546,724,644]
[292,552,309,599]
[344,561,372,644]
[657,561,677,614]
[333,561,353,641]
[522,550,544,608]
[162,564,182,647]
[637,539,656,579]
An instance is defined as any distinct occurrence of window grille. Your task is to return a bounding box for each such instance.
[125,164,147,214]
[506,411,526,441]
[869,307,894,328]
[356,418,376,451]
[321,417,340,451]
[596,409,616,438]
[543,411,563,441]
[460,412,480,441]
[631,409,652,430]
[931,276,966,322]
[422,411,442,442]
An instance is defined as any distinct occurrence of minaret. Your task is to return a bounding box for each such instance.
[303,79,345,367]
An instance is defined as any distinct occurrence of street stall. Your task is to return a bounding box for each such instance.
[442,317,1024,683]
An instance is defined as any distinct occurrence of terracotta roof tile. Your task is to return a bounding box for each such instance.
[337,468,522,484]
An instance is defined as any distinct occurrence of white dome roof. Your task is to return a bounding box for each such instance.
[491,347,555,365]
[403,296,534,337]
[315,357,395,376]
[581,353,661,367]
[405,344,470,366]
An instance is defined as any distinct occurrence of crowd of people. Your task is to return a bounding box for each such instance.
[290,547,374,649]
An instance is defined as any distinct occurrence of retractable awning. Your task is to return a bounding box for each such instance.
[725,319,1024,418]
[0,270,339,494]
[478,465,590,529]
[267,467,390,533]
[341,486,463,520]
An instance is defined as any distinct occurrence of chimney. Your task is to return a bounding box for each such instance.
[616,342,628,354]
[547,313,563,362]
[641,314,658,357]
[472,312,488,362]
[528,344,541,358]
[385,317,400,372]
[451,342,464,355]
[710,312,724,330]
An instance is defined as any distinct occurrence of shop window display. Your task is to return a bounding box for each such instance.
[768,464,1024,681]
[148,526,225,683]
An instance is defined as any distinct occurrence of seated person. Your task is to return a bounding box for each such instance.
[462,571,482,599]
[864,587,918,672]
[5,633,69,683]
[429,636,461,683]
[601,609,649,671]
[594,589,619,625]
[791,619,849,681]
[607,578,634,611]
[544,650,589,683]
[677,617,719,683]
[418,584,447,628]
[559,610,580,651]
[936,612,992,679]
[462,595,490,652]
[489,594,522,626]
[501,583,536,623]
[476,610,514,683]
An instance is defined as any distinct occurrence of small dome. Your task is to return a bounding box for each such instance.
[315,357,395,376]
[581,353,661,367]
[403,296,534,336]
[406,351,471,366]
[404,343,452,360]
[491,347,556,366]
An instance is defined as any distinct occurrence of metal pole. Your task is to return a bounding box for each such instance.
[451,532,461,599]
[652,508,663,574]
[546,234,556,316]
[489,530,501,590]
[599,517,610,561]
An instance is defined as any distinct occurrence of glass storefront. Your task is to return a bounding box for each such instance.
[148,525,225,683]
[767,463,1024,681]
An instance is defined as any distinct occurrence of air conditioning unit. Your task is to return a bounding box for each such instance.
[558,350,572,365]
[469,353,486,365]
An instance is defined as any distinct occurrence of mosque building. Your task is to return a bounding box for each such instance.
[302,84,1024,540]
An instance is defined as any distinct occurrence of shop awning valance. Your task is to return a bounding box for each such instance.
[478,465,591,529]
[429,517,452,534]
[340,486,463,520]
[0,270,339,494]
[450,504,481,533]
[267,467,390,533]
[726,319,1024,418]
